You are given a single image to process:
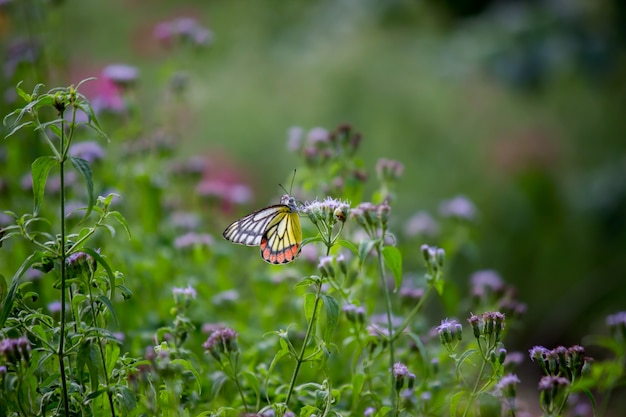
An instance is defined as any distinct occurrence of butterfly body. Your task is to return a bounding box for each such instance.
[223,195,301,264]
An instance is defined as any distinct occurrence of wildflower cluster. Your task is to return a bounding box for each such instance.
[342,302,366,325]
[375,158,404,203]
[350,201,391,238]
[529,345,592,416]
[436,318,463,351]
[392,362,415,392]
[0,335,31,366]
[421,244,445,274]
[303,197,350,248]
[203,327,239,362]
[154,17,213,48]
[288,124,367,197]
[529,345,589,382]
[470,270,527,318]
[65,250,98,277]
[496,373,521,416]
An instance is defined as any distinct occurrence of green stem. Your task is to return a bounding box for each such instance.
[58,118,70,417]
[86,271,117,417]
[229,352,250,412]
[285,279,324,407]
[462,359,487,417]
[375,245,396,413]
[391,285,434,342]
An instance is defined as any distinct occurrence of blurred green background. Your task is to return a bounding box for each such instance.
[2,0,625,359]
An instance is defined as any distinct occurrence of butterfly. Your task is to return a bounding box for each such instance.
[223,194,302,264]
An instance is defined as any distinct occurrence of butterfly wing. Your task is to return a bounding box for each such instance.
[260,210,302,264]
[223,205,287,247]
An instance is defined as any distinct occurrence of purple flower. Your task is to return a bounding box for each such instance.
[405,211,439,237]
[211,289,239,304]
[154,17,213,47]
[437,318,462,345]
[496,373,520,398]
[173,232,214,249]
[287,126,305,152]
[529,345,549,362]
[48,301,63,313]
[196,180,252,205]
[376,158,404,182]
[538,375,569,391]
[439,195,477,221]
[318,255,335,277]
[470,269,504,296]
[102,64,139,89]
[203,327,238,359]
[0,335,31,364]
[172,284,197,300]
[364,407,376,417]
[307,127,330,145]
[169,212,201,230]
[392,362,410,391]
[392,362,409,378]
[399,286,425,303]
[69,141,105,163]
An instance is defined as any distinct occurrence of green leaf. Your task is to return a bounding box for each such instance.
[106,211,132,239]
[375,406,392,417]
[301,235,323,247]
[31,156,57,215]
[478,393,501,417]
[455,349,478,378]
[210,372,229,400]
[304,292,316,322]
[351,372,365,407]
[358,239,378,269]
[320,294,339,344]
[105,343,120,376]
[114,385,137,413]
[70,156,94,221]
[15,81,32,102]
[382,246,403,290]
[295,276,319,289]
[82,248,116,301]
[336,239,358,255]
[0,252,42,328]
[449,391,465,417]
[97,295,119,329]
[171,358,202,394]
[581,387,597,416]
[242,370,260,405]
[4,121,33,139]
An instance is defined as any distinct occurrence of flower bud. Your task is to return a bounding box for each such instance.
[392,362,409,391]
[318,256,335,278]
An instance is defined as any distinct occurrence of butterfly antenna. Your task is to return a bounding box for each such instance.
[279,169,297,195]
[289,169,297,194]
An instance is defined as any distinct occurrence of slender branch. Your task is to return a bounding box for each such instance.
[58,116,70,417]
[285,279,323,406]
[375,245,396,413]
[86,270,117,417]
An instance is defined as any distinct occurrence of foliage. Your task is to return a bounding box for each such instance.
[1,79,625,416]
[1,1,626,416]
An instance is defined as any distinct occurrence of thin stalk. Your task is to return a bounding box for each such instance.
[462,357,488,417]
[230,352,250,413]
[375,245,396,413]
[58,118,70,416]
[285,279,323,406]
[86,271,117,417]
[391,285,434,342]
